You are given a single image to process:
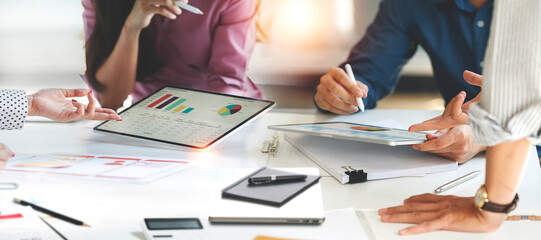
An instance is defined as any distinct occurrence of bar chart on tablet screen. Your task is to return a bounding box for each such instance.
[97,88,270,148]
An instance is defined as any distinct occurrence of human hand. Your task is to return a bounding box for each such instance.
[409,71,483,131]
[460,70,483,112]
[28,89,121,122]
[0,143,14,169]
[125,0,184,33]
[314,67,368,114]
[410,125,485,163]
[379,193,506,235]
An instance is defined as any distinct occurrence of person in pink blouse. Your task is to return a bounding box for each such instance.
[83,0,263,109]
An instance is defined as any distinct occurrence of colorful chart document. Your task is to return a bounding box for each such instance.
[2,153,196,183]
[95,86,274,150]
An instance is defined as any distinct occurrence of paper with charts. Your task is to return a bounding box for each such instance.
[2,153,195,183]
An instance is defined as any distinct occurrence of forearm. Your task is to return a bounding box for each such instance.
[95,25,140,109]
[485,138,531,204]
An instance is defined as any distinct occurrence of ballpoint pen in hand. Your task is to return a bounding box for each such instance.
[175,1,204,15]
[345,64,365,112]
[434,170,481,194]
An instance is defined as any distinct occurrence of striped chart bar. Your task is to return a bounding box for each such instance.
[147,94,172,108]
[157,97,179,109]
[165,98,187,111]
[173,106,186,112]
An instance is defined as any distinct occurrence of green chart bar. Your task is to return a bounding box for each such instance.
[165,99,187,111]
[183,108,194,113]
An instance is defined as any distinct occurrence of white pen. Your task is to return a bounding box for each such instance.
[175,1,204,15]
[345,64,365,112]
[434,170,481,194]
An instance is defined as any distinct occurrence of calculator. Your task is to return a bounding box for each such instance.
[141,218,204,240]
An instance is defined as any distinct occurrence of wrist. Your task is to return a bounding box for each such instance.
[478,145,488,152]
[122,23,141,39]
[27,95,35,116]
[485,184,517,205]
[478,208,507,230]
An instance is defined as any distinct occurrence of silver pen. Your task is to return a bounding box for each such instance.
[175,1,204,15]
[434,170,481,194]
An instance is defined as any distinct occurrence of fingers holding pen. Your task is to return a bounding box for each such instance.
[315,86,358,114]
[329,67,365,99]
[142,0,182,20]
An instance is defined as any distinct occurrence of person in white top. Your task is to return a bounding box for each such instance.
[378,0,541,234]
[0,88,121,168]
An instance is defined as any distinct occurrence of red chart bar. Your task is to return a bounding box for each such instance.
[147,94,172,108]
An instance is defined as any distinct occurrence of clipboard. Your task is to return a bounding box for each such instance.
[284,133,457,184]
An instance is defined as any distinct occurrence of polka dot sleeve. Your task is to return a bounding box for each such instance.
[0,89,28,130]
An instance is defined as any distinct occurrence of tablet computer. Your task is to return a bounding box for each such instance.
[94,86,275,150]
[268,122,427,146]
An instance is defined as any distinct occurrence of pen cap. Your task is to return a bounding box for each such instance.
[13,198,27,205]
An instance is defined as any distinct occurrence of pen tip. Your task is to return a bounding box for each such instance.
[13,198,21,203]
[83,223,91,228]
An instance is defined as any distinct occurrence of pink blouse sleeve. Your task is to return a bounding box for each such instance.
[82,0,96,43]
[206,0,256,94]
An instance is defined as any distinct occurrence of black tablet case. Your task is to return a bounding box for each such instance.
[221,167,321,207]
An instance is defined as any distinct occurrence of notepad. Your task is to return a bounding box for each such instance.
[221,167,321,207]
[285,133,457,184]
[209,168,325,224]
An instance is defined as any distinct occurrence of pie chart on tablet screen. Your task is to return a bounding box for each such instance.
[218,104,242,116]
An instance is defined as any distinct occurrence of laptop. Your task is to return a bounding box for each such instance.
[208,168,325,224]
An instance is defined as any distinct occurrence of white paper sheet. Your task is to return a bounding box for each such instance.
[2,153,195,183]
[0,210,62,240]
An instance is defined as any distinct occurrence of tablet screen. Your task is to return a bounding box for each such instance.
[94,86,275,149]
[269,122,427,146]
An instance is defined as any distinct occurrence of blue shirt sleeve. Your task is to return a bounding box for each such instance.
[341,0,418,109]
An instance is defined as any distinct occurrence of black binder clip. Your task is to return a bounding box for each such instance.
[341,166,367,183]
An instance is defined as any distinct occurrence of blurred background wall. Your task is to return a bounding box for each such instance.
[0,0,442,109]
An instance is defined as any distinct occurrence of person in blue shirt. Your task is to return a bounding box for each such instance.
[314,0,494,163]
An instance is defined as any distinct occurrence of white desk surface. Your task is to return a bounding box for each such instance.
[0,109,539,239]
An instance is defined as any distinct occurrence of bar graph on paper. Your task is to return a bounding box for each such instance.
[147,94,195,114]
[1,153,196,183]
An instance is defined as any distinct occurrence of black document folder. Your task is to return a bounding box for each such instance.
[221,167,321,207]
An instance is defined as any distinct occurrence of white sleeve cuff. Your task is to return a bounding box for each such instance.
[469,102,541,146]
